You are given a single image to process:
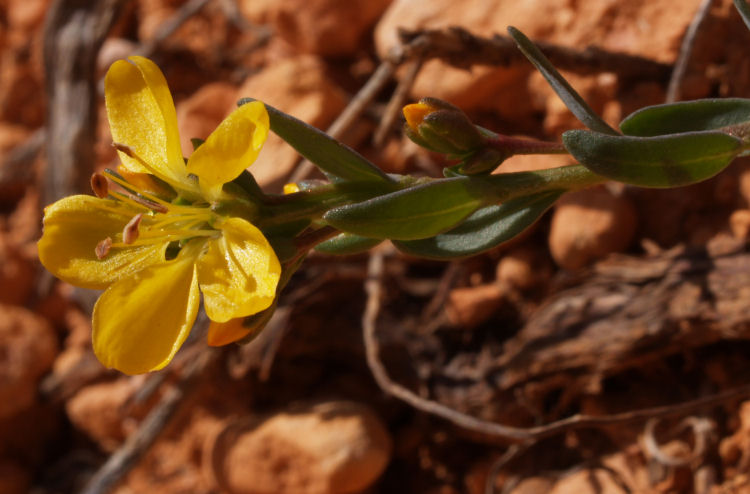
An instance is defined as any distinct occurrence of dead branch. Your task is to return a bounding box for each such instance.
[43,0,126,205]
[289,60,397,183]
[667,0,715,102]
[135,0,212,58]
[363,248,750,444]
[394,26,673,81]
[78,348,217,494]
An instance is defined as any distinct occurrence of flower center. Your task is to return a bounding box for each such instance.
[94,170,219,259]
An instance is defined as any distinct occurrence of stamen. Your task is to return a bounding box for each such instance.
[111,142,169,187]
[111,191,169,214]
[123,213,144,244]
[112,142,136,158]
[90,173,109,198]
[96,237,113,259]
[148,213,211,230]
[103,170,171,207]
[110,230,218,248]
[104,170,202,214]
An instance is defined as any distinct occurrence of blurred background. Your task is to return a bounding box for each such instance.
[4,0,750,492]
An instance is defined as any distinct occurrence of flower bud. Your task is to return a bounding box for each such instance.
[403,98,484,156]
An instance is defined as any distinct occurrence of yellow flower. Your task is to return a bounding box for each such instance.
[38,56,281,375]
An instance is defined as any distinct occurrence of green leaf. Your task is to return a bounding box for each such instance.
[620,98,750,136]
[563,130,742,187]
[393,190,563,259]
[507,26,619,136]
[735,0,750,31]
[227,169,265,202]
[323,178,491,240]
[237,98,392,184]
[314,233,383,255]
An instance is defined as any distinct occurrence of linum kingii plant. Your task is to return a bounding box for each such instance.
[39,0,750,375]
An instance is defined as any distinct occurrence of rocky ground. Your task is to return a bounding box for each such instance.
[3,0,750,492]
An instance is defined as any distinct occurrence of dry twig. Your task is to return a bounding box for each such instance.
[394,26,673,80]
[288,60,397,183]
[666,0,715,102]
[374,58,423,146]
[363,249,750,444]
[43,0,126,205]
[135,0,212,58]
[78,348,217,494]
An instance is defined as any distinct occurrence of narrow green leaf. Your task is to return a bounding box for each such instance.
[507,26,619,136]
[323,178,491,240]
[237,98,392,183]
[315,233,383,255]
[393,190,563,259]
[563,130,742,187]
[620,98,750,136]
[735,0,750,31]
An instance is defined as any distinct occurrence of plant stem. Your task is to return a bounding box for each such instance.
[485,135,568,155]
[483,164,604,202]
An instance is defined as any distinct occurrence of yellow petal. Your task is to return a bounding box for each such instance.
[186,100,269,199]
[283,182,300,194]
[207,318,252,347]
[105,56,189,191]
[403,101,437,132]
[38,195,166,290]
[92,248,200,375]
[197,217,280,322]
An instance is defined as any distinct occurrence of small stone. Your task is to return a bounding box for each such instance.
[739,167,750,207]
[210,400,392,494]
[0,304,57,419]
[6,188,41,245]
[7,0,49,32]
[496,245,552,292]
[548,187,637,270]
[509,477,555,494]
[0,459,31,494]
[549,451,647,493]
[719,401,750,470]
[0,124,33,204]
[65,378,140,452]
[730,209,750,239]
[268,0,393,56]
[0,235,34,305]
[445,283,505,329]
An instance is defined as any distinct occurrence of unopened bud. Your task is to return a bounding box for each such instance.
[403,97,484,155]
[122,213,144,244]
[90,173,109,198]
[95,237,113,259]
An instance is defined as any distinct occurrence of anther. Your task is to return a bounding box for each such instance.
[112,142,156,175]
[137,196,168,214]
[95,237,113,259]
[90,173,109,198]
[112,142,135,158]
[123,213,144,244]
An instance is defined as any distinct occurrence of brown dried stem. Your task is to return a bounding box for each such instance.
[363,249,750,444]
